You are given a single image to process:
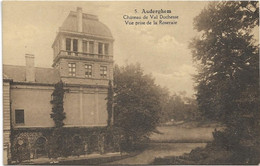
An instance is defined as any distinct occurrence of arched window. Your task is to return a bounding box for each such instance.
[36,137,46,147]
[15,137,30,162]
[35,137,47,158]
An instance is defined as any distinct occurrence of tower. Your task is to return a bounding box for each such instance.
[52,7,114,86]
[51,7,114,126]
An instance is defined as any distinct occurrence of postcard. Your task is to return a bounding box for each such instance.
[2,1,259,165]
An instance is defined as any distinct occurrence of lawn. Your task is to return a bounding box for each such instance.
[150,125,217,143]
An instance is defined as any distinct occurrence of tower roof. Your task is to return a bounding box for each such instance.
[60,11,113,38]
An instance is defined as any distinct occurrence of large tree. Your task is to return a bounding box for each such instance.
[190,1,259,163]
[113,64,162,143]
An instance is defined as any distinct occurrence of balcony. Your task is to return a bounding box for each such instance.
[57,50,112,60]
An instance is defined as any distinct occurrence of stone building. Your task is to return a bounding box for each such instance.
[3,7,116,164]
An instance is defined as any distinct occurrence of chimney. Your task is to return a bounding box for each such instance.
[25,54,35,82]
[77,7,83,32]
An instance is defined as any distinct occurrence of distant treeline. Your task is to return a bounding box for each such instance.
[158,90,201,124]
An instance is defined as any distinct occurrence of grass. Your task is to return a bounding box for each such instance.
[150,126,216,143]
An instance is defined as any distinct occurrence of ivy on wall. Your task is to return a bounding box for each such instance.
[49,81,66,158]
[50,81,66,128]
[106,80,114,127]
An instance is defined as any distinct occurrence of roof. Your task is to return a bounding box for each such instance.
[3,65,60,84]
[3,74,10,79]
[60,11,113,38]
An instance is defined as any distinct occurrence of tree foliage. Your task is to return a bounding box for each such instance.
[160,93,200,123]
[106,80,114,126]
[50,81,66,128]
[113,64,162,142]
[190,1,259,163]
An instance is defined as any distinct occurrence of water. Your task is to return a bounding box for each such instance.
[108,125,215,164]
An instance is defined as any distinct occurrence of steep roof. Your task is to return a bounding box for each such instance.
[3,65,60,84]
[60,11,113,38]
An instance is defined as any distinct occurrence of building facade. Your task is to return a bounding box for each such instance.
[3,7,116,164]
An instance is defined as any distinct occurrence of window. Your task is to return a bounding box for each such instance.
[68,63,76,76]
[104,44,109,55]
[85,64,92,78]
[98,43,109,55]
[83,41,88,53]
[73,39,78,52]
[98,43,103,55]
[100,66,107,78]
[66,38,71,54]
[15,109,24,124]
[35,137,47,156]
[89,41,94,54]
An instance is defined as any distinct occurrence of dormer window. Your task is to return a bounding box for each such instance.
[104,43,109,55]
[98,43,103,55]
[66,38,78,55]
[83,40,94,55]
[66,38,71,55]
[83,41,88,53]
[73,39,78,52]
[89,41,94,54]
[98,43,109,55]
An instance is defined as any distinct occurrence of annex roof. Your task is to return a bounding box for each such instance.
[3,65,60,84]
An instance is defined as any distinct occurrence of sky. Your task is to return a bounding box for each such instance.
[2,1,209,97]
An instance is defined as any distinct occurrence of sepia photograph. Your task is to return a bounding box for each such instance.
[2,1,259,165]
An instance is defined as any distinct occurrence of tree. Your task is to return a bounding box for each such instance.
[157,87,171,123]
[50,81,66,128]
[190,1,259,163]
[49,81,67,158]
[113,64,162,145]
[159,90,201,124]
[106,80,114,126]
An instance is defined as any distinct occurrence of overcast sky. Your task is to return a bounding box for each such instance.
[3,1,210,97]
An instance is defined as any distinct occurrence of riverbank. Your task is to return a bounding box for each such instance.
[107,143,206,165]
[106,125,216,165]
